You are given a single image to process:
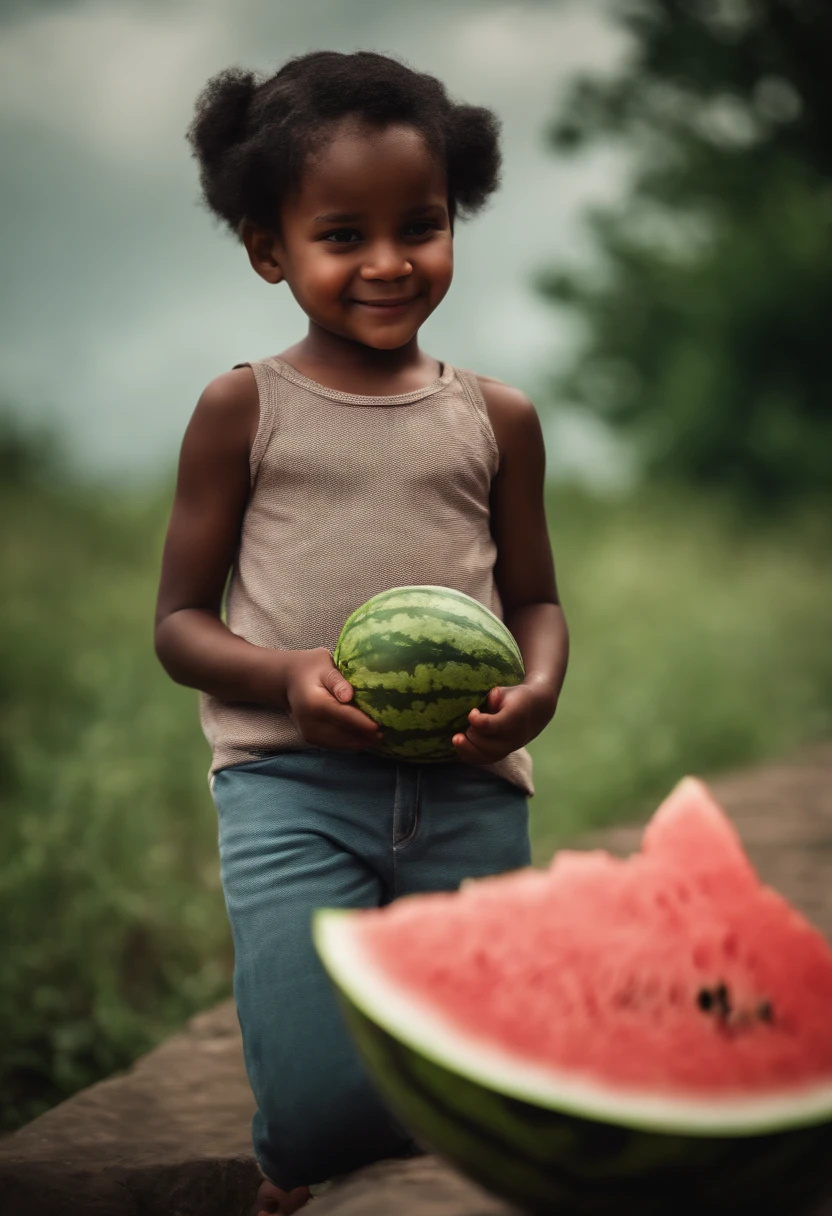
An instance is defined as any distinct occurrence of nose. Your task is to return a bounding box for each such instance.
[359,239,413,281]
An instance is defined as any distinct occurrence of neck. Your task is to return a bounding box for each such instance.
[294,324,426,375]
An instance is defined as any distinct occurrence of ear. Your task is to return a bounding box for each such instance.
[241,220,285,285]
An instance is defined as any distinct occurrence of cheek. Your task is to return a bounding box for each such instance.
[302,249,356,298]
[424,240,454,292]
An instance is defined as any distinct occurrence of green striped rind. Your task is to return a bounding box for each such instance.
[338,997,832,1215]
[334,587,524,761]
[336,586,523,668]
[314,912,832,1215]
[338,997,832,1216]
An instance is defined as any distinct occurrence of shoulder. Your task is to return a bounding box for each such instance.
[474,373,537,419]
[196,365,258,421]
[472,373,543,459]
[188,365,259,454]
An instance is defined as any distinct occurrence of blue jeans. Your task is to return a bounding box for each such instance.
[211,750,531,1189]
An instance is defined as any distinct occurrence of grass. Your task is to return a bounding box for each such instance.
[1,475,231,1129]
[528,487,832,855]
[1,461,830,1129]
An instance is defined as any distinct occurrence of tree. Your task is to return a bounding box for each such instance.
[541,0,832,502]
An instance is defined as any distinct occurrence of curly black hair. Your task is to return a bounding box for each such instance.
[187,50,501,237]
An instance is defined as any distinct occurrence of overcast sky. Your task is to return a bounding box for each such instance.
[0,0,630,481]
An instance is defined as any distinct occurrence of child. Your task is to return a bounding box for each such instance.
[155,50,568,1215]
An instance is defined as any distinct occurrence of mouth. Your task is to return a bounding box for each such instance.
[352,297,419,312]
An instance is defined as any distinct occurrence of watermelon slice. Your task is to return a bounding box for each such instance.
[314,778,832,1214]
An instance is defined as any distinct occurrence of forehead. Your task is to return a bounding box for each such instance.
[290,120,447,217]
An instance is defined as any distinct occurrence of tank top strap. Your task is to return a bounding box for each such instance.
[232,358,282,487]
[454,368,499,471]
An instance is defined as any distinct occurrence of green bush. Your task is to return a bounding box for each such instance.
[541,0,832,504]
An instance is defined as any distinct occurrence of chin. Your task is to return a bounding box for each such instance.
[361,323,422,349]
[364,335,413,350]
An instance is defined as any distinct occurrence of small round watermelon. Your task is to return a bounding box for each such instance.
[333,585,525,761]
[315,779,832,1214]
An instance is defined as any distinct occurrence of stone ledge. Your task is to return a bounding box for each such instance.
[312,1156,518,1215]
[0,1158,260,1216]
[2,744,832,1215]
[0,1000,261,1216]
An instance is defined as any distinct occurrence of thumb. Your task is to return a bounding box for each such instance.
[487,686,505,712]
[323,665,354,703]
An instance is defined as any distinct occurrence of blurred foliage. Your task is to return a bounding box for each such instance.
[0,432,232,1131]
[540,0,832,503]
[2,424,831,1128]
[530,481,832,854]
[0,413,62,489]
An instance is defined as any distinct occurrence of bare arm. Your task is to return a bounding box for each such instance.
[154,370,380,750]
[452,377,568,763]
[153,368,290,704]
[487,377,568,703]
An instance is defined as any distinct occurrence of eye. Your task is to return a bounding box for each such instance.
[323,228,362,244]
[405,221,436,237]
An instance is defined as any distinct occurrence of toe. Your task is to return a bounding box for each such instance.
[278,1186,312,1214]
[251,1180,312,1215]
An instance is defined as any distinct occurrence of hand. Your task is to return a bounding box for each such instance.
[283,648,382,752]
[452,681,556,766]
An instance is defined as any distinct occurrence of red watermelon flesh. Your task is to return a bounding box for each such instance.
[354,778,832,1100]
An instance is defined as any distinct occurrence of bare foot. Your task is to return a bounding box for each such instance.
[250,1178,312,1215]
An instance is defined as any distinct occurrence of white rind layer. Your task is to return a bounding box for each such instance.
[314,910,832,1137]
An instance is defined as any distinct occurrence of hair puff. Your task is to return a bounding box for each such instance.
[186,50,502,237]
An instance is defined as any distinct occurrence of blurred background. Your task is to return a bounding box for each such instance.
[2,0,830,1131]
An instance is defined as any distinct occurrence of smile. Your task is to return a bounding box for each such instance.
[353,297,418,311]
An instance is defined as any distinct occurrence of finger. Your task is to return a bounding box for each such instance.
[320,695,382,737]
[464,713,519,756]
[467,704,509,732]
[307,710,382,750]
[322,665,355,704]
[452,731,498,766]
[468,688,506,725]
[330,706,382,737]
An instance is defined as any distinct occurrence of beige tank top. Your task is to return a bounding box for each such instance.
[200,355,534,796]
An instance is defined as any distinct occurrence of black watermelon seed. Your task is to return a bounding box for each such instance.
[715,983,732,1017]
[697,988,714,1012]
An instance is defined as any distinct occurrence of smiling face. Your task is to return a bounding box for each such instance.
[245,119,454,351]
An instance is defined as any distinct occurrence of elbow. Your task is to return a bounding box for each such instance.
[153,618,170,674]
[153,603,219,691]
[153,612,179,682]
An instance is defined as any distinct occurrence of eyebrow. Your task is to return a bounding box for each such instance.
[312,203,446,225]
